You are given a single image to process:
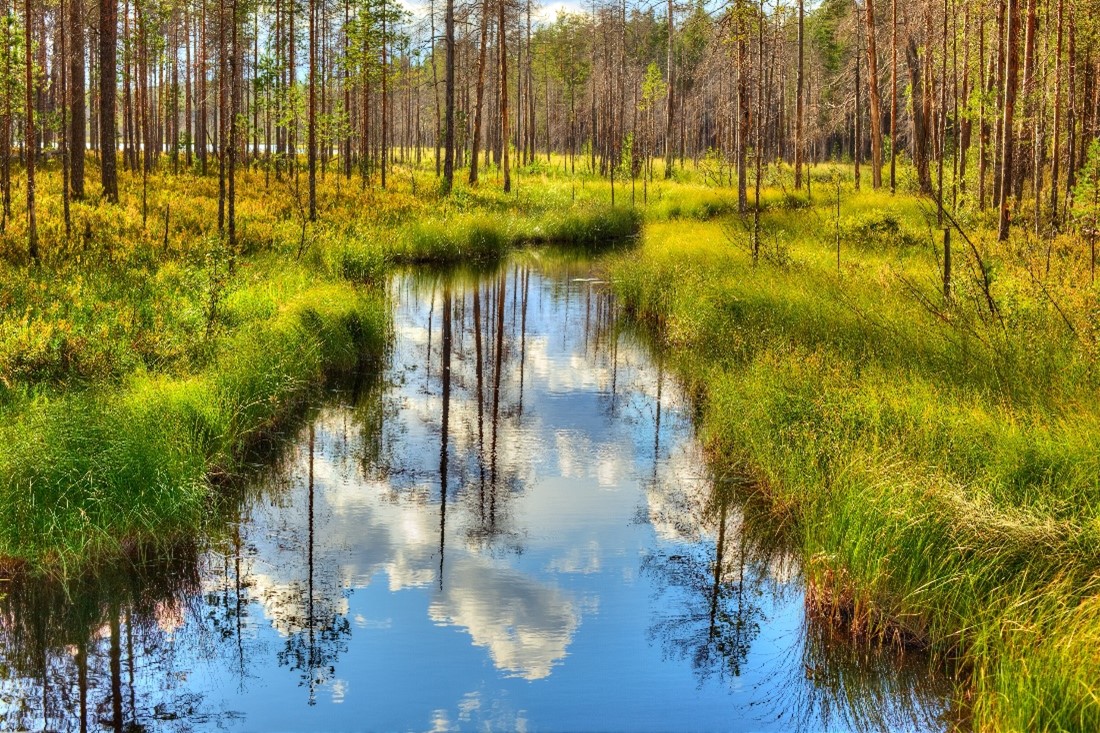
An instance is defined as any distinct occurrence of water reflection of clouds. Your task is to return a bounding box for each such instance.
[233,408,582,682]
[428,555,578,680]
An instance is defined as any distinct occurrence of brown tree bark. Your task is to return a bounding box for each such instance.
[906,37,933,193]
[24,0,36,258]
[663,0,675,179]
[443,0,456,192]
[998,0,1020,240]
[309,0,317,218]
[469,0,491,184]
[864,0,883,189]
[500,0,510,192]
[889,0,897,192]
[100,0,119,201]
[70,0,86,198]
[795,0,805,189]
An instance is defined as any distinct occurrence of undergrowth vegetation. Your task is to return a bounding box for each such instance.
[607,169,1100,731]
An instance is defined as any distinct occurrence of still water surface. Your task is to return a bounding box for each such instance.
[0,254,951,732]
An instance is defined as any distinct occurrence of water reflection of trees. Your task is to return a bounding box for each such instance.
[645,480,775,682]
[0,544,208,731]
[273,426,353,705]
[645,462,954,732]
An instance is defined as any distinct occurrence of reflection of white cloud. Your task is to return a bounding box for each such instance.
[232,406,583,680]
[554,430,592,479]
[547,540,602,575]
[595,443,626,488]
[429,556,578,680]
[457,690,480,720]
[427,709,450,733]
[331,679,348,704]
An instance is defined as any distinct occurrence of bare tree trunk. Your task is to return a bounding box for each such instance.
[308,0,317,218]
[24,0,36,258]
[795,0,805,190]
[61,0,71,234]
[100,0,119,201]
[218,0,228,232]
[469,0,491,184]
[185,4,193,168]
[381,0,389,189]
[906,37,933,193]
[864,0,883,188]
[229,0,238,250]
[890,0,897,192]
[500,0,510,192]
[1050,0,1064,227]
[1013,0,1037,203]
[199,0,208,173]
[443,0,456,191]
[71,0,86,198]
[998,0,1020,240]
[736,1,748,212]
[854,20,862,190]
[663,0,675,179]
[0,0,11,227]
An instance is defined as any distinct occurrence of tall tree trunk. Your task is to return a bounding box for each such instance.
[185,4,193,168]
[500,0,510,192]
[442,0,455,191]
[61,0,71,234]
[308,0,317,218]
[71,0,86,198]
[0,0,11,226]
[1013,0,1037,203]
[736,1,748,212]
[100,0,119,201]
[795,0,805,189]
[229,0,237,249]
[854,21,862,190]
[381,0,389,189]
[890,0,897,192]
[998,0,1020,240]
[906,37,933,193]
[864,0,883,188]
[663,0,675,179]
[469,0,490,184]
[24,0,36,258]
[199,0,208,173]
[1050,0,1064,227]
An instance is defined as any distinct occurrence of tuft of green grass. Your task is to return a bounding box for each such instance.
[0,274,386,570]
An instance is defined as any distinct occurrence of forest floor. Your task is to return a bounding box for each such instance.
[1,156,1097,729]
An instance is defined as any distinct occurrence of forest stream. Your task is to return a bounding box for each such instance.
[0,253,955,732]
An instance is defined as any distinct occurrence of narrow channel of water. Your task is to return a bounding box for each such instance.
[0,253,953,732]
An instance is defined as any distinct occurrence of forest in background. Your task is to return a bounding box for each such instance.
[2,0,1100,248]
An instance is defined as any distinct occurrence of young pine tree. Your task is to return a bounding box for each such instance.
[1073,139,1100,284]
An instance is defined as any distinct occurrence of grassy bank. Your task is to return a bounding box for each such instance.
[0,161,639,573]
[607,173,1100,730]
